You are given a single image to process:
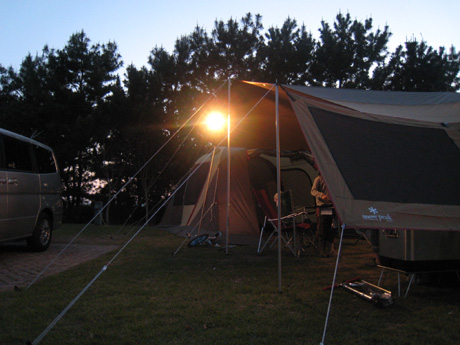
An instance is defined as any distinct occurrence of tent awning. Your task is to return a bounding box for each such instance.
[218,81,460,231]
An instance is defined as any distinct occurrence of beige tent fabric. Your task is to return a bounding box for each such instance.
[162,81,460,235]
[224,81,460,230]
[159,147,317,244]
[284,85,460,231]
[285,84,460,124]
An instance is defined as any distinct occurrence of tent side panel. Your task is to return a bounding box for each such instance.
[289,93,460,230]
[158,203,183,226]
[308,106,460,205]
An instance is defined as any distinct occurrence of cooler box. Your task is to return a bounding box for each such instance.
[379,229,460,272]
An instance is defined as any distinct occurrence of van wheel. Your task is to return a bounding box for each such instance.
[27,213,52,251]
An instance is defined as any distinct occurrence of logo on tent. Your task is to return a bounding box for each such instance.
[362,207,393,222]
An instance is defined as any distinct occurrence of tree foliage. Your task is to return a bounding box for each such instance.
[1,31,122,215]
[372,41,460,91]
[260,18,315,84]
[310,12,391,88]
[1,13,458,223]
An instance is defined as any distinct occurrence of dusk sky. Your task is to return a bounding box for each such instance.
[1,0,459,77]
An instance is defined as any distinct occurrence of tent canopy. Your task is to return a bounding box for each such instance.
[218,81,460,231]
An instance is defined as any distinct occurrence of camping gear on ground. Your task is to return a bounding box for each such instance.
[324,277,393,308]
[187,231,222,247]
[341,279,393,308]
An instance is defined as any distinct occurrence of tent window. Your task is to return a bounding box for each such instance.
[309,106,460,205]
[183,162,211,205]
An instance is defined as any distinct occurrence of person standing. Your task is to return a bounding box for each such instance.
[311,173,336,257]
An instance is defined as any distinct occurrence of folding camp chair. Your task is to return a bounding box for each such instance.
[253,189,311,256]
[292,205,318,254]
[280,195,317,255]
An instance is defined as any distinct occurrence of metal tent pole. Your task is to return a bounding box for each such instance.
[275,83,282,293]
[226,78,231,255]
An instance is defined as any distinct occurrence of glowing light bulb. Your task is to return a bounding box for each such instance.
[205,112,226,132]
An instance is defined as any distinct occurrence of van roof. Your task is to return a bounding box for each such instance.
[0,128,54,152]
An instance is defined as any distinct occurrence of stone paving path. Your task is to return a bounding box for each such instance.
[0,242,119,291]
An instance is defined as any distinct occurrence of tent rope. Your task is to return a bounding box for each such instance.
[32,265,107,345]
[25,81,227,291]
[31,160,206,344]
[31,81,277,343]
[320,223,346,345]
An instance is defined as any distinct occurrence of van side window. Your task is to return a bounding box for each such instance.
[3,136,33,172]
[34,145,57,173]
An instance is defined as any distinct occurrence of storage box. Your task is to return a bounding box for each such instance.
[379,229,460,272]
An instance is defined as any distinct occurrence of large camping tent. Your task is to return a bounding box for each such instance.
[159,147,317,244]
[224,81,460,231]
[161,81,460,241]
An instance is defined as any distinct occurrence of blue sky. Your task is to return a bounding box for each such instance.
[1,0,459,76]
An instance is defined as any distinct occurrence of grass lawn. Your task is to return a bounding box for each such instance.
[1,224,459,345]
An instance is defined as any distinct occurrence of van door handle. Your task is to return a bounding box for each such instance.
[8,178,18,185]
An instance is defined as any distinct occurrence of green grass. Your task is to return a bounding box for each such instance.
[1,224,460,345]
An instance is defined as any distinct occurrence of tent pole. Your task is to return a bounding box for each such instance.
[275,83,282,293]
[320,223,346,345]
[225,78,231,255]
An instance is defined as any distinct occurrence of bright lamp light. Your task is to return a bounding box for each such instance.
[205,111,226,132]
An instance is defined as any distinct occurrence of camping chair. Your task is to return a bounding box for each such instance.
[253,189,311,256]
[291,205,318,254]
[277,192,317,255]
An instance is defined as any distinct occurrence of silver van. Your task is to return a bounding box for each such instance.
[0,128,63,251]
